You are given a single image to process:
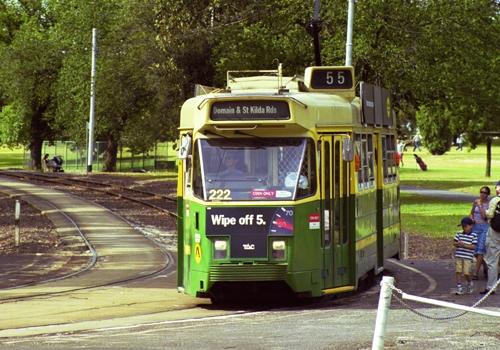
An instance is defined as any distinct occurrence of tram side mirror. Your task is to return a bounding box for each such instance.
[342,138,354,162]
[178,134,192,159]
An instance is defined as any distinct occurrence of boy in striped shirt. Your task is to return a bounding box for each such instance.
[454,217,478,295]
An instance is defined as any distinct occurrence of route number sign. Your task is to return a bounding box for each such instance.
[309,68,353,89]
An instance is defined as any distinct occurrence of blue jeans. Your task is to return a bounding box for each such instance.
[473,223,489,255]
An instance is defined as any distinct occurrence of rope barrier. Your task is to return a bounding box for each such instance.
[371,276,500,350]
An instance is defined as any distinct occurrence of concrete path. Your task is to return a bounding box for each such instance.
[0,177,210,335]
[401,185,476,202]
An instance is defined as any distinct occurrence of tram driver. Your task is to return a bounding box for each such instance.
[220,151,247,177]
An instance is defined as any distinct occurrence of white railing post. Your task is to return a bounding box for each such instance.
[372,276,394,350]
[14,199,21,247]
[403,231,408,259]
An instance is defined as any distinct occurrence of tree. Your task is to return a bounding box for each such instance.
[54,0,168,171]
[413,0,499,163]
[416,104,453,155]
[0,0,61,169]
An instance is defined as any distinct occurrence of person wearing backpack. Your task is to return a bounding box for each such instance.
[480,180,500,294]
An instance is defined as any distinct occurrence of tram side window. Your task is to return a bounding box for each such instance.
[382,135,397,183]
[192,141,203,197]
[296,140,317,199]
[355,133,375,190]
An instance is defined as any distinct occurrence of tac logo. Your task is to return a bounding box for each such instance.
[242,243,255,250]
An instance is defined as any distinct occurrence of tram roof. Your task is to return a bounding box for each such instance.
[180,77,362,132]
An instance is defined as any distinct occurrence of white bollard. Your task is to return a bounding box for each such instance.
[403,232,408,259]
[14,200,20,247]
[372,276,394,350]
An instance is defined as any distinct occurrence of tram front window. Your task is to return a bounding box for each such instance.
[194,138,316,201]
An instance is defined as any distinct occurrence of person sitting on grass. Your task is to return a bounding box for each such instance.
[453,217,478,295]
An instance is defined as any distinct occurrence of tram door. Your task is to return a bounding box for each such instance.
[320,135,351,287]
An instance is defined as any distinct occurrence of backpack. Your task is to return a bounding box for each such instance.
[490,198,500,232]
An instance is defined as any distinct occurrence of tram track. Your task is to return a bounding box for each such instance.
[0,170,178,218]
[0,249,175,304]
[0,174,176,308]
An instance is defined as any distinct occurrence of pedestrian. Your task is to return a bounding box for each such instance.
[480,180,500,294]
[397,139,405,166]
[453,216,477,295]
[412,133,421,152]
[470,186,491,280]
[456,134,464,151]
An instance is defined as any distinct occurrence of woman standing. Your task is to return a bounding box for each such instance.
[471,186,491,279]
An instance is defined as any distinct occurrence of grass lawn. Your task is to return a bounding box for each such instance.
[0,145,25,169]
[0,142,177,174]
[400,144,499,194]
[400,192,471,238]
[400,142,499,237]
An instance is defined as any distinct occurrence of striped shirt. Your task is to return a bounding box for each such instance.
[454,231,478,260]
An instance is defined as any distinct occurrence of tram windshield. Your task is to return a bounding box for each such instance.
[193,138,316,201]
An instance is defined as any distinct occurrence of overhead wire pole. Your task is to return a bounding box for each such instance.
[309,0,322,66]
[87,28,97,174]
[345,0,355,66]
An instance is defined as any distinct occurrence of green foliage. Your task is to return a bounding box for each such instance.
[0,104,22,145]
[0,0,498,170]
[0,0,61,168]
[416,104,452,155]
[53,0,170,170]
[411,0,500,143]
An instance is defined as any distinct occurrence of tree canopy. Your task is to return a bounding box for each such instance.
[0,0,498,170]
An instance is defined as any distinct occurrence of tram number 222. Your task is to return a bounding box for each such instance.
[208,189,232,200]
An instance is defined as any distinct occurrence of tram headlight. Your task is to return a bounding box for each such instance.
[214,240,227,259]
[272,240,286,260]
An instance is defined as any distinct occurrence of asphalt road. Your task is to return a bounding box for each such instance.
[1,259,499,349]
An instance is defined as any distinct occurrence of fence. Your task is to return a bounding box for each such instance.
[28,141,177,172]
[371,275,500,350]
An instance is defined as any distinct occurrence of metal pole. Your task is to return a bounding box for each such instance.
[372,276,394,350]
[311,0,322,66]
[14,200,21,247]
[345,0,355,66]
[87,28,97,174]
[403,232,408,259]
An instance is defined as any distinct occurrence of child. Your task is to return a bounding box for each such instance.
[453,217,478,295]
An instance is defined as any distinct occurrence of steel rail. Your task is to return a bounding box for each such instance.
[0,178,176,303]
[0,170,178,218]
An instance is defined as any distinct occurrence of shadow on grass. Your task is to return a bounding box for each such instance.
[402,179,493,191]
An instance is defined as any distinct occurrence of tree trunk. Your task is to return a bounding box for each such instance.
[29,111,45,171]
[103,133,118,172]
[485,137,492,177]
[29,104,49,171]
[29,137,43,170]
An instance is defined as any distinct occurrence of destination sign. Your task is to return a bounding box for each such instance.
[210,100,290,121]
[309,68,353,89]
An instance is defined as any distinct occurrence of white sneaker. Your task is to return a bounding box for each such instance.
[456,285,464,295]
[467,282,474,294]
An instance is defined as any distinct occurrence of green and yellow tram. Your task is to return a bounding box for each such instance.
[177,65,400,300]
